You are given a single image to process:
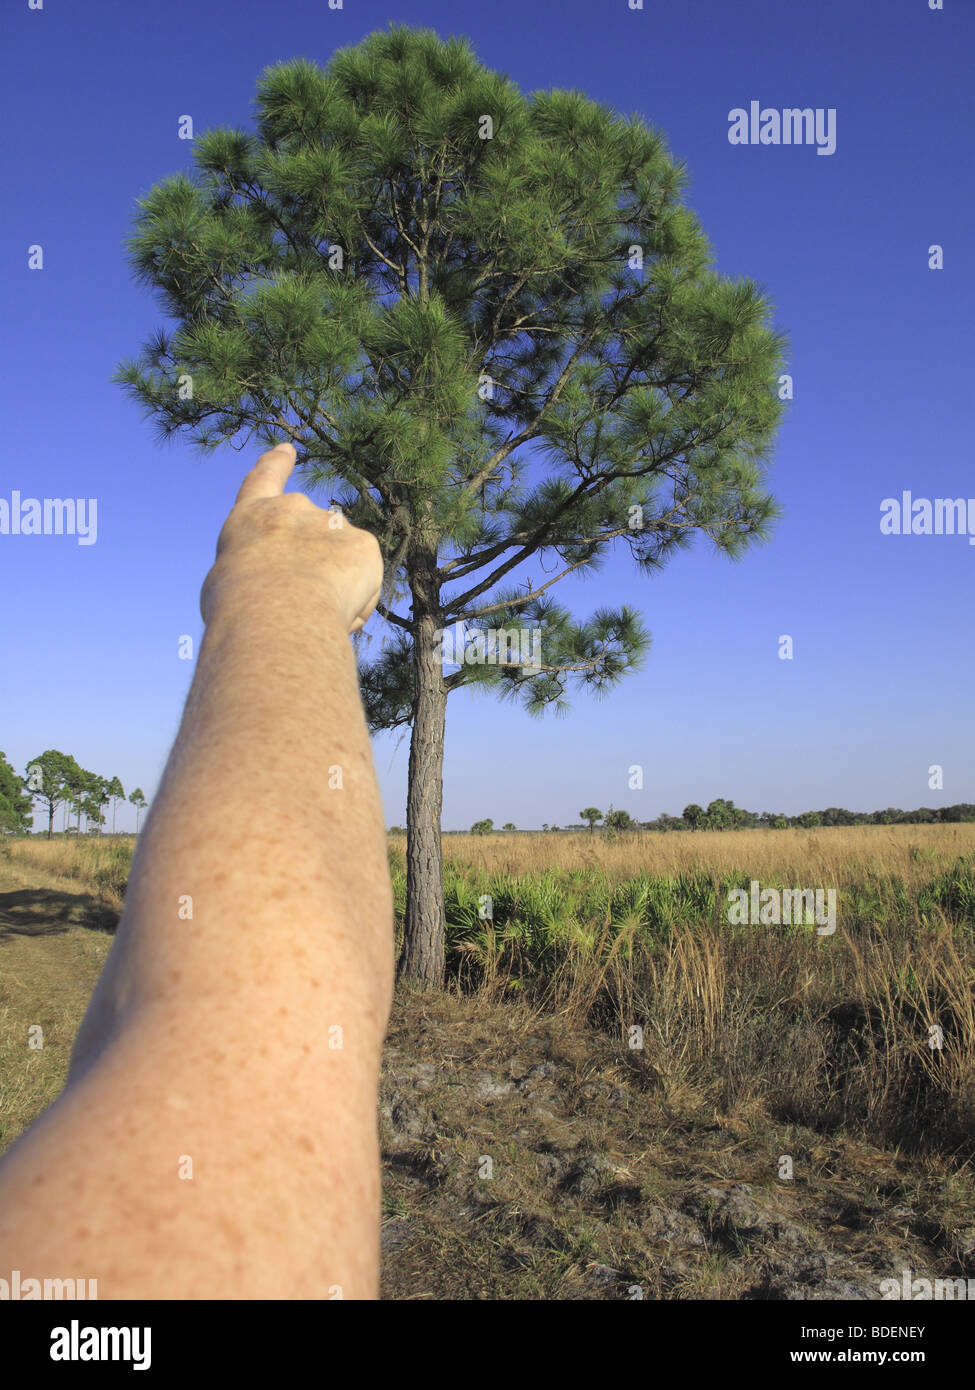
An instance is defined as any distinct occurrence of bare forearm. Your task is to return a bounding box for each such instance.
[75,575,392,1059]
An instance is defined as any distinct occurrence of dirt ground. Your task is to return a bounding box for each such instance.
[378,991,975,1300]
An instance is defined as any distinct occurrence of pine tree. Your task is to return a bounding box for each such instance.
[83,775,110,836]
[114,25,787,983]
[106,775,125,834]
[0,752,32,835]
[129,787,148,832]
[25,750,83,840]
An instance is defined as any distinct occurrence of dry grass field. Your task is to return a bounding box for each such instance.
[383,825,975,1149]
[425,821,975,884]
[2,825,974,1299]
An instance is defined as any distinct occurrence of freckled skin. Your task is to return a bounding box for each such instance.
[0,445,394,1300]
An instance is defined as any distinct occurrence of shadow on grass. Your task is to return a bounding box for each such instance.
[0,889,119,940]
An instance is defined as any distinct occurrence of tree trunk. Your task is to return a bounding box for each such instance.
[47,802,54,839]
[398,552,448,986]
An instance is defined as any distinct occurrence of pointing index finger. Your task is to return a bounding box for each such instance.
[235,443,297,504]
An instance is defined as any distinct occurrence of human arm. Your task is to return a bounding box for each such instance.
[0,444,394,1299]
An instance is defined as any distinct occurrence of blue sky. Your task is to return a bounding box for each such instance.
[2,0,972,832]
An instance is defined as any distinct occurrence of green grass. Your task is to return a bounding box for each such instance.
[386,847,975,1157]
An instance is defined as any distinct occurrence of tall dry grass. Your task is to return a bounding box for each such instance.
[417,823,975,887]
[388,824,975,1158]
[5,827,974,1158]
[3,835,134,911]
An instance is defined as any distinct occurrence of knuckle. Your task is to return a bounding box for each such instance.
[280,492,314,513]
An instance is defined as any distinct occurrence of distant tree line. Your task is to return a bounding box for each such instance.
[587,800,975,832]
[651,799,975,832]
[0,749,147,837]
[386,797,975,835]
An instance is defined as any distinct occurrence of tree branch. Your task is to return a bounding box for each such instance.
[455,328,599,511]
[375,603,412,631]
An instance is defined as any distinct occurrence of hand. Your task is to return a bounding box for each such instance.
[200,443,383,634]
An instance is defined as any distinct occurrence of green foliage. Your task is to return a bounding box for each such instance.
[399,859,975,981]
[637,801,975,833]
[931,858,975,927]
[59,767,109,834]
[112,23,788,732]
[25,750,84,835]
[0,752,32,834]
[104,776,126,832]
[704,797,735,830]
[128,787,148,831]
[470,818,494,835]
[579,807,603,832]
[82,774,111,832]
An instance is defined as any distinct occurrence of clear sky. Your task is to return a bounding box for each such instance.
[2,0,972,832]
